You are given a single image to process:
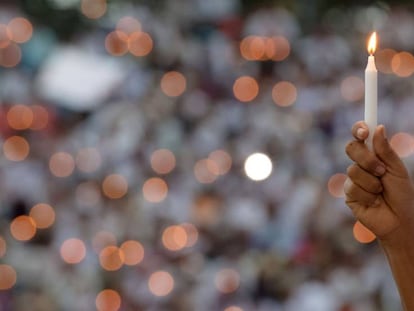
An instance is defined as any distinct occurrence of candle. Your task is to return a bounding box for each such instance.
[365,32,378,149]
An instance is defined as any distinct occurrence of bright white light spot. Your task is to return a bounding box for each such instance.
[244,153,272,181]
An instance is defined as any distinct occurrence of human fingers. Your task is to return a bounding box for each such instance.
[373,125,409,178]
[351,121,369,141]
[344,178,378,206]
[347,164,383,194]
[345,140,386,177]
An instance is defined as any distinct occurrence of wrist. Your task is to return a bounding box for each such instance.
[379,226,414,258]
[378,227,414,311]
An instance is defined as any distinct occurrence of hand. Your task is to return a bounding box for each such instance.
[345,121,414,242]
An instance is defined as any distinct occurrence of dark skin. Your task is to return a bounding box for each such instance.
[345,121,414,311]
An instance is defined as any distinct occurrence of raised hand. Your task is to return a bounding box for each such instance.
[345,121,414,240]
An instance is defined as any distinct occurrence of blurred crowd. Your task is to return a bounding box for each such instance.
[1,0,414,310]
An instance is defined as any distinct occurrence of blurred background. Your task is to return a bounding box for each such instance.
[1,0,414,310]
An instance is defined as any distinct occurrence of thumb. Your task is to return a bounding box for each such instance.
[373,125,409,177]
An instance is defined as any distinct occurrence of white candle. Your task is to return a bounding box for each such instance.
[365,32,378,149]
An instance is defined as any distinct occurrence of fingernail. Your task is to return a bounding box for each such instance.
[375,165,386,176]
[357,128,367,139]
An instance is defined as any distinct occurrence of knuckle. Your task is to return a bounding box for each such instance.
[345,141,356,156]
[346,164,357,177]
[370,179,383,194]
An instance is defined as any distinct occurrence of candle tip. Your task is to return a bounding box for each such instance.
[367,32,377,55]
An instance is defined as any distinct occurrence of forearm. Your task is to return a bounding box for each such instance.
[380,230,414,311]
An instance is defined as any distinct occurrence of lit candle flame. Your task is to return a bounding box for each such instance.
[367,32,377,55]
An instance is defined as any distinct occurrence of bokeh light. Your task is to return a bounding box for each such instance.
[7,17,33,43]
[244,153,273,181]
[0,42,21,67]
[81,0,107,20]
[76,147,102,173]
[10,215,36,241]
[30,105,49,130]
[128,32,153,57]
[150,148,176,174]
[224,307,243,311]
[148,271,174,297]
[3,136,30,161]
[49,152,75,178]
[264,37,277,60]
[0,264,17,290]
[120,240,144,266]
[0,236,6,258]
[29,203,55,229]
[99,246,125,271]
[162,225,188,251]
[240,36,266,61]
[340,76,364,102]
[269,36,290,61]
[194,159,219,184]
[391,51,414,77]
[181,223,199,247]
[96,289,122,311]
[60,238,87,264]
[102,174,128,199]
[327,173,347,198]
[270,36,290,61]
[240,35,290,61]
[208,150,232,176]
[142,177,168,203]
[7,104,34,130]
[353,221,376,244]
[105,31,129,56]
[233,76,259,102]
[0,24,10,49]
[376,48,397,74]
[160,71,187,97]
[390,132,414,158]
[272,81,297,107]
[214,268,240,294]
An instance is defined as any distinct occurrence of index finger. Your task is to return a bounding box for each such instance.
[352,121,369,141]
